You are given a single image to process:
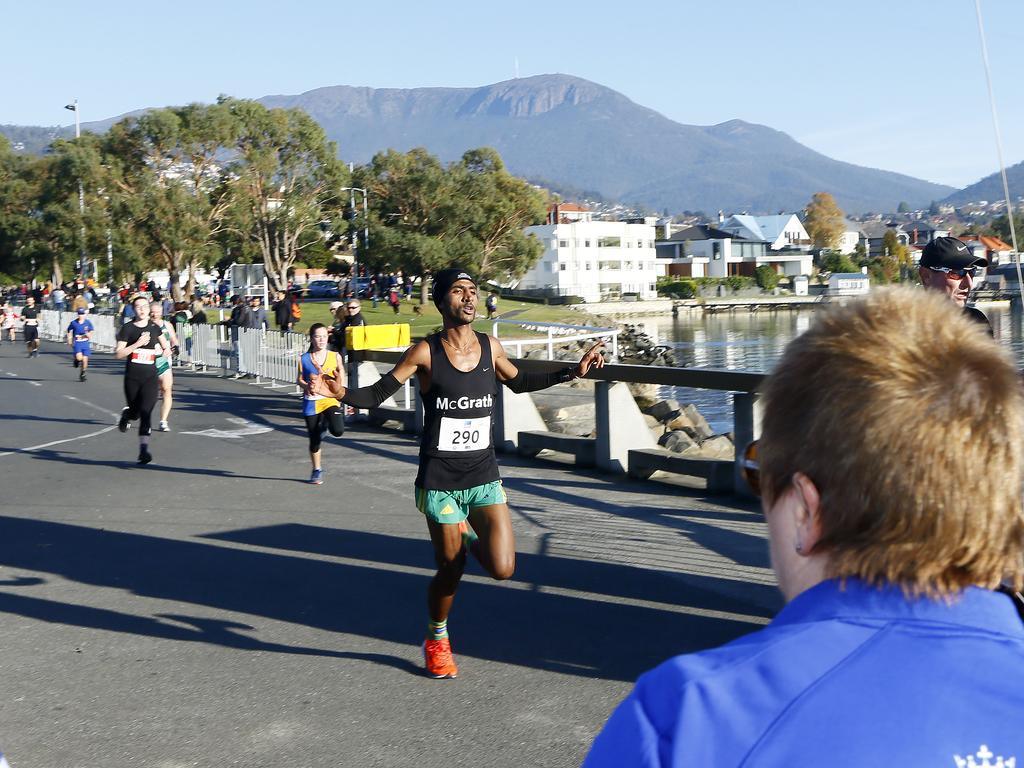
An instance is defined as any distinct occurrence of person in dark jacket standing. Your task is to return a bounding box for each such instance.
[272,291,295,333]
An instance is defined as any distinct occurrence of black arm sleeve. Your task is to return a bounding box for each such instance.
[503,366,577,394]
[341,373,403,408]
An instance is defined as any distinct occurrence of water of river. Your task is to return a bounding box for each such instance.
[631,304,1024,434]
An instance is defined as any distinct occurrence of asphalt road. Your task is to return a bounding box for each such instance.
[0,337,780,768]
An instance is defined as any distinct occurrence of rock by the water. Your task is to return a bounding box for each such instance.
[658,430,698,453]
[699,434,735,460]
[682,403,715,441]
[645,399,681,423]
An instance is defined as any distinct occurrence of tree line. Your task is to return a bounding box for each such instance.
[0,97,547,299]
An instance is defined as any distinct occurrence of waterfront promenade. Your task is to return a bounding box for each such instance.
[0,340,780,768]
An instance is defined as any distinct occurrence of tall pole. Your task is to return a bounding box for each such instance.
[348,163,357,280]
[65,100,86,282]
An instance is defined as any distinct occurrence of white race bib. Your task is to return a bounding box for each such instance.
[131,348,156,364]
[437,416,490,452]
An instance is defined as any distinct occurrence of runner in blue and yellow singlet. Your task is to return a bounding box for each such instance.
[326,267,606,679]
[65,307,94,381]
[296,323,346,485]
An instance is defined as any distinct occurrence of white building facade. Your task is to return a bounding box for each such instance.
[519,217,663,303]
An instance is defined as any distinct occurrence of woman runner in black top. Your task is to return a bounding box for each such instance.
[115,295,171,465]
[328,267,606,679]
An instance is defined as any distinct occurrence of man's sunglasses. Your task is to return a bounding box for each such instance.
[928,266,977,280]
[741,440,761,497]
[346,306,359,311]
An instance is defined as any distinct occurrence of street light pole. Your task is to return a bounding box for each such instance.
[65,100,87,282]
[340,181,369,284]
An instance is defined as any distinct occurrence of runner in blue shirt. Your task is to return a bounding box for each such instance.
[65,308,94,382]
[585,289,1024,768]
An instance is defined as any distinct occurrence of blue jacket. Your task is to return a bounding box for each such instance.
[585,578,1024,767]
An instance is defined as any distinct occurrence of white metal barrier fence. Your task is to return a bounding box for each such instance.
[491,319,620,360]
[36,310,616,391]
[38,310,118,352]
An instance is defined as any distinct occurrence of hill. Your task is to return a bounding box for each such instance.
[941,160,1024,206]
[2,75,954,214]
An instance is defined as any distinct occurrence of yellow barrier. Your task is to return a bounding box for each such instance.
[346,323,411,350]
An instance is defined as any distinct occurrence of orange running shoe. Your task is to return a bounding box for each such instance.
[457,520,477,549]
[423,636,458,679]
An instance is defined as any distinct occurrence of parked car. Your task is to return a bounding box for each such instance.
[351,277,373,298]
[305,279,341,299]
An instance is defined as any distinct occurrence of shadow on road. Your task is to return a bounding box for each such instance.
[0,515,776,681]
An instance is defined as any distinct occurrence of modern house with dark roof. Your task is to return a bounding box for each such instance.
[655,223,811,278]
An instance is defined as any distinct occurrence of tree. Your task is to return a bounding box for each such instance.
[354,146,546,301]
[223,98,346,292]
[804,192,845,249]
[987,214,1024,247]
[104,103,237,299]
[897,201,910,214]
[819,251,859,275]
[0,136,41,281]
[754,264,780,291]
[852,241,868,265]
[448,148,546,281]
[878,229,909,282]
[27,135,115,287]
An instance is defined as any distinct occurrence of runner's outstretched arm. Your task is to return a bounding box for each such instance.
[329,340,428,407]
[493,338,606,393]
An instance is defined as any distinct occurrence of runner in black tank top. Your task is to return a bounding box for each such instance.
[416,331,499,491]
[332,267,606,679]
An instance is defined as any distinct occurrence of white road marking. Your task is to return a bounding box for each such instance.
[2,369,40,385]
[63,394,119,419]
[181,417,273,440]
[0,425,118,459]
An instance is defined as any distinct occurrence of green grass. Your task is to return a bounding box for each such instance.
[293,298,607,338]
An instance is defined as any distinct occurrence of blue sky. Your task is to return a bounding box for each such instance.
[2,0,1021,189]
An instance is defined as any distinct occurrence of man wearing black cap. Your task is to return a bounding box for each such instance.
[328,266,606,678]
[918,236,991,332]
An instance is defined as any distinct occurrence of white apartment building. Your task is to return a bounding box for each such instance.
[518,207,663,302]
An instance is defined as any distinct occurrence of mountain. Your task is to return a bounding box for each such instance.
[2,75,954,214]
[941,160,1024,206]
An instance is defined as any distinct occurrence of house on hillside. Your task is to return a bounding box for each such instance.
[838,219,867,255]
[959,234,1014,266]
[655,225,767,278]
[711,213,812,277]
[655,223,812,278]
[904,221,951,247]
[860,221,909,259]
[518,204,662,302]
[719,214,811,251]
[547,202,592,224]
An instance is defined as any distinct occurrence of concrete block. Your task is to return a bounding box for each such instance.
[494,385,548,452]
[596,380,658,473]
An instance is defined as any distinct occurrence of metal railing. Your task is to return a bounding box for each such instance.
[491,319,620,360]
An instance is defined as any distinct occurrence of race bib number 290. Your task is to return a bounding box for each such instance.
[437,416,490,452]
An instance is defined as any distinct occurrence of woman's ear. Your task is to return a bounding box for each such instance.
[791,472,823,555]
